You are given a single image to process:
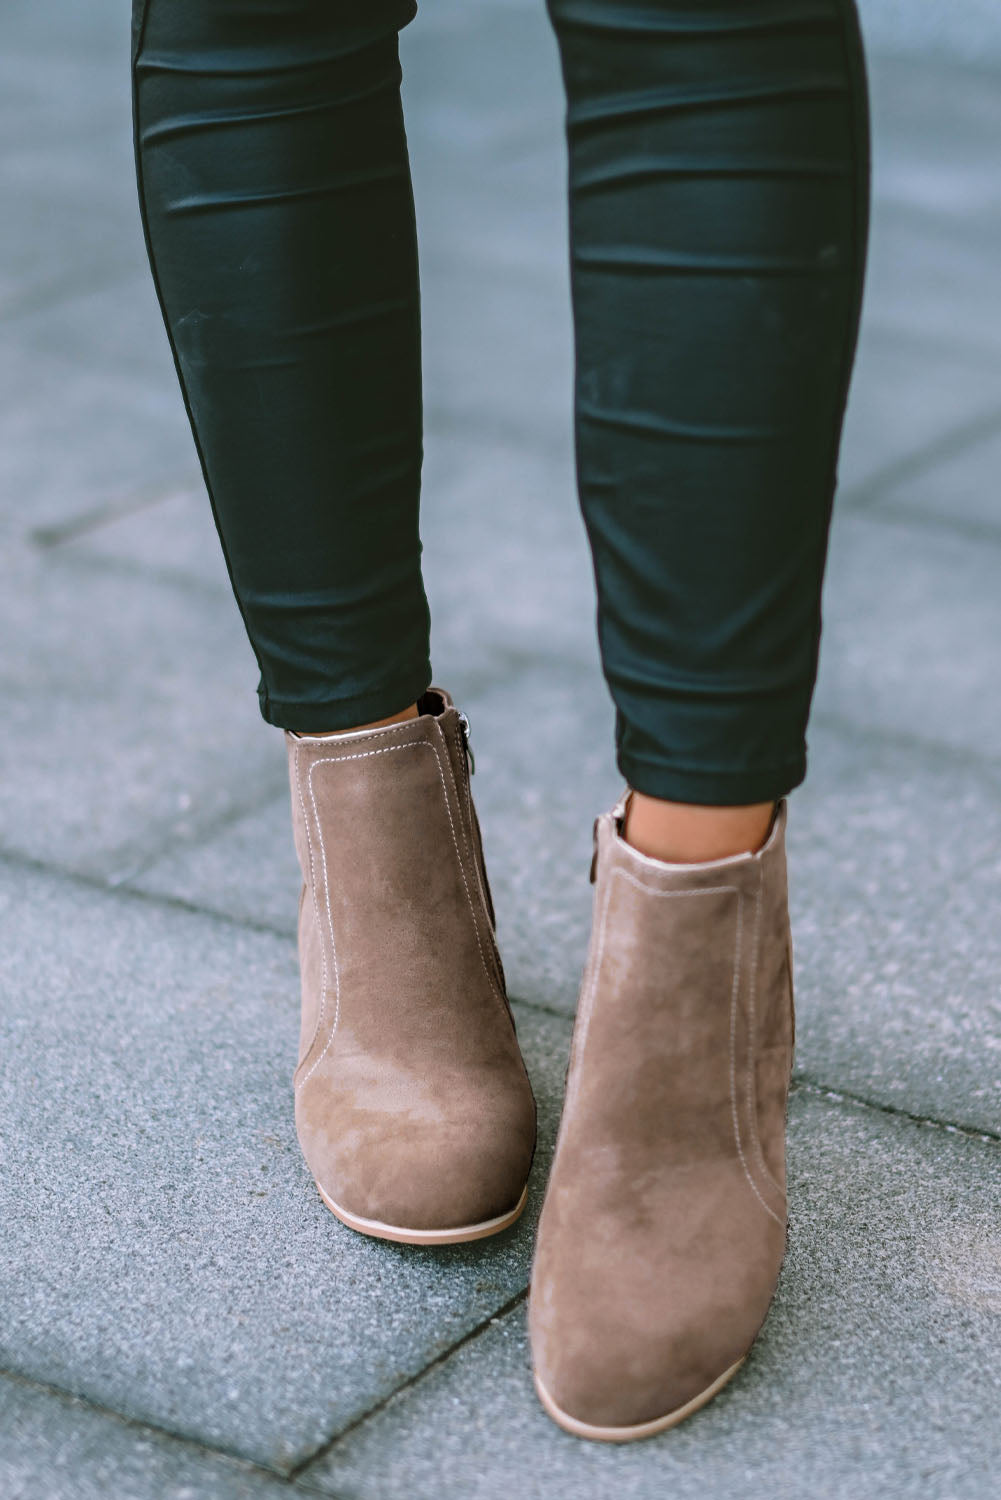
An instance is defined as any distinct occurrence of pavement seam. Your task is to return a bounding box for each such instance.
[107,777,292,890]
[0,844,293,944]
[286,1287,530,1483]
[0,1365,302,1490]
[791,1076,1001,1147]
[839,401,1001,512]
[843,497,1001,551]
[30,472,202,548]
[2,851,997,1148]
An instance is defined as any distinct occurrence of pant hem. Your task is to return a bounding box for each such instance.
[260,661,432,733]
[618,752,807,807]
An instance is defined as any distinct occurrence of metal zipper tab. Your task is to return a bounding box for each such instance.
[458,711,475,774]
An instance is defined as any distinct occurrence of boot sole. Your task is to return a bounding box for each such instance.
[317,1182,528,1245]
[533,1355,745,1442]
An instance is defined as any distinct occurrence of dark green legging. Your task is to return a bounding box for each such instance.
[132,0,869,804]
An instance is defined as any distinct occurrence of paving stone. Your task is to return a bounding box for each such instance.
[0,133,140,321]
[2,0,123,64]
[836,324,1001,501]
[0,858,571,1471]
[814,507,1001,758]
[420,253,574,455]
[305,1090,1001,1500]
[11,272,187,394]
[132,792,299,933]
[856,56,1001,382]
[404,0,561,151]
[858,0,1001,64]
[866,54,1001,227]
[0,1373,291,1500]
[0,5,136,318]
[861,200,1001,378]
[790,719,1001,1135]
[402,0,566,276]
[0,535,283,881]
[867,426,1001,538]
[0,341,196,536]
[57,482,228,592]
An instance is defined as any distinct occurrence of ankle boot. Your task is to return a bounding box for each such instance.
[287,687,536,1244]
[529,794,794,1439]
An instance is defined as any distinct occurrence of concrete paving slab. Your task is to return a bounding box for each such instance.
[132,791,298,933]
[866,53,1001,229]
[867,426,1001,539]
[0,9,136,317]
[420,253,574,456]
[305,1089,1001,1500]
[56,482,228,592]
[0,857,571,1471]
[814,507,1001,758]
[0,536,283,882]
[10,272,186,393]
[403,0,562,155]
[0,346,195,536]
[859,0,1001,65]
[0,1373,291,1500]
[791,719,1001,1134]
[836,325,1001,501]
[2,0,123,64]
[861,207,1001,379]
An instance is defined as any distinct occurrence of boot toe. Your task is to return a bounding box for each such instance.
[529,1230,781,1434]
[298,1066,535,1235]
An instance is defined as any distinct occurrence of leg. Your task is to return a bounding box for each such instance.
[132,0,429,731]
[533,0,869,1437]
[131,0,536,1239]
[553,0,868,855]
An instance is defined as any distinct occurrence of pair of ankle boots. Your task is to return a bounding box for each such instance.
[287,688,794,1441]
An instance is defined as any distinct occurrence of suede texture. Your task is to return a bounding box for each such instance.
[288,689,536,1231]
[529,798,794,1429]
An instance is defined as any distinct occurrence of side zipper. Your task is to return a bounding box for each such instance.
[458,711,475,775]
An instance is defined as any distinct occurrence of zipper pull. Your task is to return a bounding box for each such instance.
[589,816,600,883]
[458,711,475,775]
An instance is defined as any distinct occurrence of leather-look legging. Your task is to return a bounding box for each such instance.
[131,0,869,804]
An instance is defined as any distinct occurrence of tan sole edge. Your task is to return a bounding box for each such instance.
[533,1356,746,1443]
[317,1182,529,1245]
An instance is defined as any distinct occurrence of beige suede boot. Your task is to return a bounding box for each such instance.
[287,687,536,1244]
[530,793,794,1439]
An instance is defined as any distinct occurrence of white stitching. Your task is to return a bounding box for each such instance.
[745,879,784,1196]
[294,741,328,1075]
[725,891,784,1226]
[293,721,419,749]
[581,863,784,1225]
[563,867,737,1125]
[559,872,614,1127]
[295,734,503,1089]
[299,743,426,1088]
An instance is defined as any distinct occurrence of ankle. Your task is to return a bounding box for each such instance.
[293,703,419,738]
[622,791,775,864]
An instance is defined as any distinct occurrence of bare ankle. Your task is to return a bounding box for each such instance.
[294,702,420,737]
[622,791,775,864]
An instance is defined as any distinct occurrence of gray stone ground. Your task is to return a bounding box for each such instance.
[1,0,1000,1495]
